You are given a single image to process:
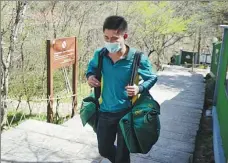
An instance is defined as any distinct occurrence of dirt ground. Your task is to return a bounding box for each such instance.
[193,108,215,163]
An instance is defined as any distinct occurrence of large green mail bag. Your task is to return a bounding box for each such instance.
[119,94,160,154]
[119,51,160,154]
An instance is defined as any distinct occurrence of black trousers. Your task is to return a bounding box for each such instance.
[96,109,130,163]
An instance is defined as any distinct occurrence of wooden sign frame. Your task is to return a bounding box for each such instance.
[47,37,78,123]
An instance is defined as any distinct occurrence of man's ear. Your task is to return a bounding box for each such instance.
[123,33,128,40]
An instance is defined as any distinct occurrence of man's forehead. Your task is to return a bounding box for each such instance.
[104,29,124,36]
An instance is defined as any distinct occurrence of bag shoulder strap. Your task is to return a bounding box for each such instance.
[129,51,142,86]
[94,48,107,100]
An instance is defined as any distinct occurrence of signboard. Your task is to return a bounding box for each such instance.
[47,37,78,123]
[51,37,76,69]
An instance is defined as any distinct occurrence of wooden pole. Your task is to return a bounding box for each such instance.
[72,37,78,117]
[47,40,54,123]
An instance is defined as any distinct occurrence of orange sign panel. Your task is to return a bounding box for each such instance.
[51,37,76,69]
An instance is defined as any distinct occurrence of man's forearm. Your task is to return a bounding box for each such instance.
[139,75,157,93]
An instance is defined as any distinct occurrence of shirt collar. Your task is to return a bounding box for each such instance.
[125,45,135,60]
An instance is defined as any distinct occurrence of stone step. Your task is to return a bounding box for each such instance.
[64,115,199,144]
[1,120,101,162]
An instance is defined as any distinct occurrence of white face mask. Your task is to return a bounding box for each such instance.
[104,41,121,53]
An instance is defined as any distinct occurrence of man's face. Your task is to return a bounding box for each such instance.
[103,29,127,45]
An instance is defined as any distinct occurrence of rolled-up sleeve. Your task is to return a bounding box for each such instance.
[138,54,157,93]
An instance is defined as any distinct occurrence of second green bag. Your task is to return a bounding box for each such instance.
[119,51,160,154]
[79,93,98,133]
[79,48,107,133]
[119,94,160,154]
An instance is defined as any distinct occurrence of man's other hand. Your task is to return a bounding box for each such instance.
[125,84,139,97]
[88,75,101,88]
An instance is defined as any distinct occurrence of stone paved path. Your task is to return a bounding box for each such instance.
[1,66,206,163]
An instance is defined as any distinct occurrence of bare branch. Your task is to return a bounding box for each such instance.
[162,35,175,47]
[1,5,16,37]
[1,2,7,11]
[115,1,119,15]
[50,1,58,38]
[6,1,28,67]
[61,2,80,33]
[0,34,6,70]
[56,2,66,31]
[78,4,94,38]
[163,34,192,49]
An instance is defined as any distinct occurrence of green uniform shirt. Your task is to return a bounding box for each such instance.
[86,47,157,113]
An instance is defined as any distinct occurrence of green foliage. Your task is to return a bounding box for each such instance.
[2,1,228,103]
[8,72,44,99]
[127,2,191,35]
[6,111,46,128]
[5,110,70,129]
[125,2,194,64]
[53,70,67,93]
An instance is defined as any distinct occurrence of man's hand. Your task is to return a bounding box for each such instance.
[125,84,139,97]
[87,75,101,88]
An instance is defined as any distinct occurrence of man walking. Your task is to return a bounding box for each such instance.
[86,16,157,163]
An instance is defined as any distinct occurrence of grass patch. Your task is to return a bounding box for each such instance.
[6,111,46,128]
[4,110,70,130]
[197,64,208,69]
[4,82,90,130]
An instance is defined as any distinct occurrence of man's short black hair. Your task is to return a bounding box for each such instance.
[103,16,128,33]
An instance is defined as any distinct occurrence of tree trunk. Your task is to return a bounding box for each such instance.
[115,1,119,15]
[197,26,201,64]
[1,1,28,128]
